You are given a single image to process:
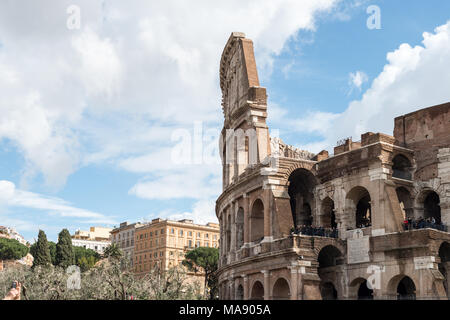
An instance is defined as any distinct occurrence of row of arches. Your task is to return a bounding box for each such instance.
[236,241,450,300]
[220,167,443,257]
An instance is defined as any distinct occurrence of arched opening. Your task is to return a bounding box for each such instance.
[424,192,441,225]
[236,208,244,249]
[226,214,231,252]
[288,169,317,228]
[396,187,414,221]
[321,197,337,229]
[250,200,264,243]
[397,277,416,300]
[250,281,264,300]
[392,154,412,180]
[439,242,450,298]
[357,280,374,300]
[318,246,343,300]
[236,285,244,300]
[272,278,290,300]
[346,187,372,230]
[320,282,338,300]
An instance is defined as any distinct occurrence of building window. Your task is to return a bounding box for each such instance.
[197,232,201,237]
[171,228,175,234]
[196,241,200,248]
[188,231,192,237]
[188,240,193,248]
[161,229,164,234]
[205,233,209,239]
[179,230,184,236]
[155,230,158,236]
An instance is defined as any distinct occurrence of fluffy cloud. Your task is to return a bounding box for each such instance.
[288,21,450,153]
[0,0,341,190]
[348,70,368,92]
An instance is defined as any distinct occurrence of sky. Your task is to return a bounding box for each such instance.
[1,0,450,242]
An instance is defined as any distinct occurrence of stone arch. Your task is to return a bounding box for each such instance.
[250,280,264,300]
[288,168,317,228]
[438,241,450,299]
[392,154,413,180]
[321,197,337,229]
[415,189,441,224]
[250,199,264,243]
[320,282,338,300]
[387,275,416,300]
[349,277,373,300]
[317,245,343,300]
[226,212,232,252]
[236,284,244,300]
[283,162,317,183]
[272,277,291,300]
[345,186,372,230]
[235,207,244,249]
[396,187,414,220]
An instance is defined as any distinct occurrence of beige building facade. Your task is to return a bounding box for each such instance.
[216,32,450,300]
[111,222,144,266]
[72,226,112,254]
[133,218,219,275]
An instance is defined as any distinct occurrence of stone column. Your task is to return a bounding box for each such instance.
[243,194,250,245]
[231,202,237,252]
[289,266,299,300]
[263,189,271,239]
[229,276,235,300]
[262,270,270,300]
[242,274,249,300]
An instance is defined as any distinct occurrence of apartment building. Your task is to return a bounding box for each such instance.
[71,226,112,254]
[111,221,144,266]
[133,218,219,275]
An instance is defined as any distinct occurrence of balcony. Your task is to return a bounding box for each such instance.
[291,226,339,239]
[403,219,448,232]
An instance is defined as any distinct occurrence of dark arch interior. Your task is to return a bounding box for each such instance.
[272,278,290,300]
[358,280,374,300]
[321,282,338,300]
[250,200,264,243]
[322,197,337,229]
[288,169,316,228]
[392,154,412,180]
[251,281,264,300]
[397,277,416,300]
[236,285,244,300]
[318,245,343,268]
[356,195,371,228]
[424,192,441,224]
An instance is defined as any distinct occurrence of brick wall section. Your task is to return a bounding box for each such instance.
[394,103,450,181]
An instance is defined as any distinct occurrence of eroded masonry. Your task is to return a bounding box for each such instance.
[216,32,450,300]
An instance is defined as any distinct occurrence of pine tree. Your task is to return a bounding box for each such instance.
[55,229,74,269]
[33,230,52,267]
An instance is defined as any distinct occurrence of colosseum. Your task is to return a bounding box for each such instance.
[216,32,450,300]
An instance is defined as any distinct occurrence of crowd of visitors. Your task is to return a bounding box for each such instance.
[292,225,339,239]
[403,217,447,232]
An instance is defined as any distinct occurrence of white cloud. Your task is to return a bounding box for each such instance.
[0,0,341,190]
[348,70,368,92]
[0,180,116,224]
[283,21,450,154]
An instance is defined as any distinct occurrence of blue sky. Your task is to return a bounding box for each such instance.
[1,0,450,242]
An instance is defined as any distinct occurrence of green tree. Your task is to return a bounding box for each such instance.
[32,230,52,267]
[73,246,100,272]
[55,229,74,268]
[0,238,29,261]
[182,247,219,299]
